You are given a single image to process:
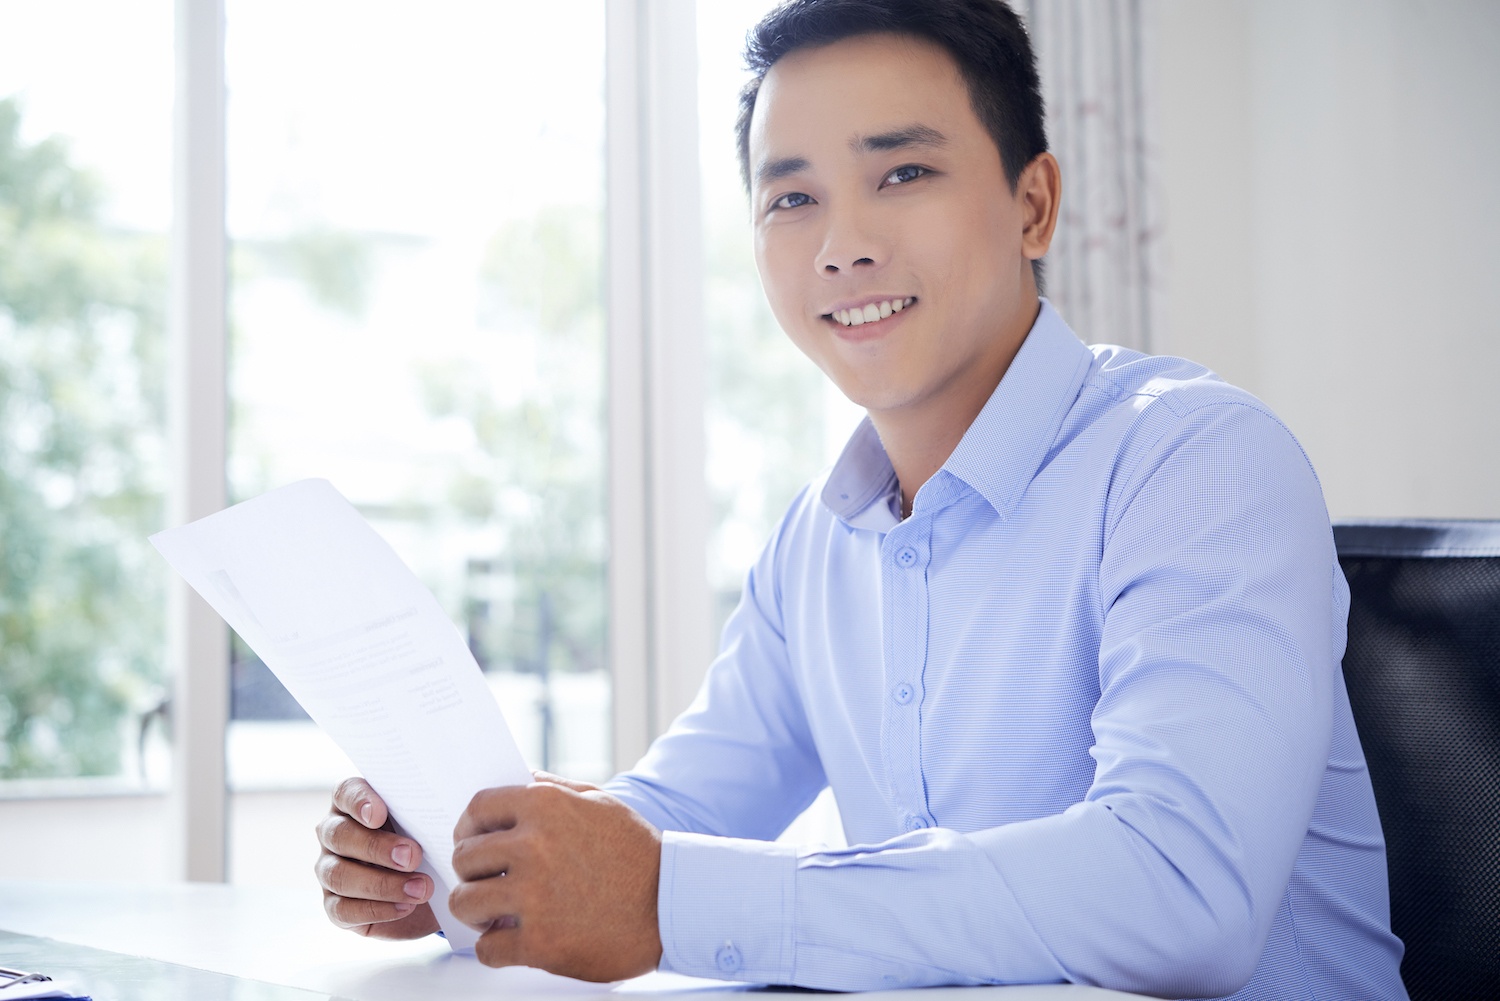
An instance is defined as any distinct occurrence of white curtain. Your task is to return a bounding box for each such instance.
[1023,0,1162,352]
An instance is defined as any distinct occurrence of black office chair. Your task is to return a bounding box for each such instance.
[1335,520,1500,1001]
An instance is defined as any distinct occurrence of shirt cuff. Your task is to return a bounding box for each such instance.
[657,830,798,983]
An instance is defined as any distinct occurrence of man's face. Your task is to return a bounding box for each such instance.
[748,33,1040,417]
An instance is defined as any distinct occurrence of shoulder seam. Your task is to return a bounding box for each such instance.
[1102,397,1324,554]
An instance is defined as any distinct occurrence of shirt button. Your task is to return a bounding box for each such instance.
[892,682,914,705]
[715,942,742,973]
[905,815,929,832]
[895,546,918,568]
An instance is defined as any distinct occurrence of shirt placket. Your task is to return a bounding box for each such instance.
[880,515,933,833]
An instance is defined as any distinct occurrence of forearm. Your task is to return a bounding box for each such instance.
[656,797,1285,996]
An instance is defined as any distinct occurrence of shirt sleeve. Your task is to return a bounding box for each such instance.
[641,402,1344,998]
[602,486,828,842]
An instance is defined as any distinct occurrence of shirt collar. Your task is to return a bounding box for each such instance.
[821,300,1095,529]
[823,418,902,532]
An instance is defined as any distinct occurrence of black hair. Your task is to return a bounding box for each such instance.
[735,0,1049,291]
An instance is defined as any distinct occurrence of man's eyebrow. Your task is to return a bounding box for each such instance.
[752,125,947,185]
[755,155,811,185]
[852,124,950,153]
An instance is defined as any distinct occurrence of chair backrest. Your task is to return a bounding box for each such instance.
[1335,519,1500,1001]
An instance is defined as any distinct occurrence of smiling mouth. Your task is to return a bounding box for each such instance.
[823,297,917,328]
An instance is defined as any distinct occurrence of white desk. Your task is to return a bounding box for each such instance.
[0,881,1144,1000]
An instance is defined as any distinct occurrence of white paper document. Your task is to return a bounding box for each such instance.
[150,478,533,952]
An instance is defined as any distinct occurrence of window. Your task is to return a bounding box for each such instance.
[0,0,823,883]
[222,0,610,883]
[0,0,174,791]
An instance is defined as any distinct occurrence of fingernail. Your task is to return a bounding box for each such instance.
[391,843,412,868]
[359,802,374,826]
[404,877,426,900]
[394,902,415,916]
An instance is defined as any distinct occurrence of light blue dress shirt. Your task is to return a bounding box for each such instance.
[604,302,1408,999]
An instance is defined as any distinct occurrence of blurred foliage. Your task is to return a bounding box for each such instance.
[701,208,825,587]
[478,207,600,336]
[422,205,607,678]
[234,227,375,318]
[0,96,168,778]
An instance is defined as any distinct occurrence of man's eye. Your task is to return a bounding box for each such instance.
[883,165,928,186]
[770,192,813,211]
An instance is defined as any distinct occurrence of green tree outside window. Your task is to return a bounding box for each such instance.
[0,96,168,779]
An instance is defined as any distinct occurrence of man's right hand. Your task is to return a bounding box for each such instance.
[314,777,441,939]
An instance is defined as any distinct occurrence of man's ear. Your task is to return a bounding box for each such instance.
[1018,151,1061,262]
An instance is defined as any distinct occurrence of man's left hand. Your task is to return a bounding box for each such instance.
[449,771,664,982]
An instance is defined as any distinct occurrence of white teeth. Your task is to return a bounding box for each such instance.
[830,297,915,326]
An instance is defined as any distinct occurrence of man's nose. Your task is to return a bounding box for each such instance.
[814,206,884,274]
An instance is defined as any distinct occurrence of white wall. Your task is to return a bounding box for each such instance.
[1157,0,1500,520]
[0,792,174,883]
[0,790,330,888]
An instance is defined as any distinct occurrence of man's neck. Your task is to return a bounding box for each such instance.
[870,299,1040,519]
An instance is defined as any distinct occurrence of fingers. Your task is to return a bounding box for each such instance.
[317,811,423,871]
[456,781,574,842]
[332,776,388,829]
[320,777,439,941]
[322,886,420,930]
[322,886,441,938]
[451,829,514,882]
[353,902,442,941]
[455,785,524,842]
[315,850,433,904]
[530,769,600,794]
[449,868,521,932]
[473,916,526,968]
[447,785,663,981]
[448,785,542,950]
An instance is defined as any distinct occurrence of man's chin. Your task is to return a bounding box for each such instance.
[828,378,925,418]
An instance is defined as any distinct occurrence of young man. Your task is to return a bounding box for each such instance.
[315,1,1408,996]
